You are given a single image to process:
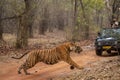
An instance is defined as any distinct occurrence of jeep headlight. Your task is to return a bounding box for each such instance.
[115,41,118,44]
[98,42,101,45]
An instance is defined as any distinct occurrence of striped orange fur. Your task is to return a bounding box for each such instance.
[12,42,83,75]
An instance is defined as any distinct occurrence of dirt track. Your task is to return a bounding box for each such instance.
[0,49,116,80]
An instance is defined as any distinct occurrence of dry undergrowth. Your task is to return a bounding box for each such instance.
[53,57,120,80]
[0,31,66,55]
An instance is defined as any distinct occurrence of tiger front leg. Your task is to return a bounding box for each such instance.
[70,65,74,70]
[66,57,84,70]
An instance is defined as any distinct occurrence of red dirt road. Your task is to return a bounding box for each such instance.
[0,50,111,80]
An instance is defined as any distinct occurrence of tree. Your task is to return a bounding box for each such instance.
[80,0,90,39]
[0,0,4,40]
[71,0,78,40]
[105,0,120,25]
[39,5,48,35]
[16,0,32,48]
[0,0,106,44]
[0,6,3,40]
[28,24,33,38]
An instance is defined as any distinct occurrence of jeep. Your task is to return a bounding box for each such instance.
[95,28,120,56]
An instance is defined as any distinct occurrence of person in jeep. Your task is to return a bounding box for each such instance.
[95,28,120,56]
[111,18,119,28]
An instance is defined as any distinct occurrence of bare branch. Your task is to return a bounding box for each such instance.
[1,11,26,20]
[105,0,112,12]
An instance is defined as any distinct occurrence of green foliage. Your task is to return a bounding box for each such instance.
[1,0,107,41]
[10,0,25,15]
[77,0,104,27]
[83,0,104,10]
[71,0,105,40]
[1,0,25,17]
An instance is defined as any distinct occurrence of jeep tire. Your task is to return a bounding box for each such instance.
[96,49,102,56]
[118,49,120,55]
[107,50,111,54]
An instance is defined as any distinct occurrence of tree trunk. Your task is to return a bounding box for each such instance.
[28,24,33,38]
[0,20,3,40]
[16,0,31,48]
[112,0,120,20]
[39,6,48,35]
[80,0,89,39]
[71,0,78,41]
[105,0,120,26]
[100,15,103,28]
[39,19,47,35]
[0,2,3,40]
[16,15,29,48]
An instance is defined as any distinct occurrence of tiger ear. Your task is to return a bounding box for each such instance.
[69,39,75,43]
[72,40,75,43]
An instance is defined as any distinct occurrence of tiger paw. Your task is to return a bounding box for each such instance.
[70,66,74,70]
[25,73,31,75]
[79,66,84,70]
[18,71,21,74]
[35,71,38,73]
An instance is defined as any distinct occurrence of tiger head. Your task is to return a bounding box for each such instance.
[64,42,83,54]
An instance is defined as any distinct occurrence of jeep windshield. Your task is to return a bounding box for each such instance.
[100,28,120,39]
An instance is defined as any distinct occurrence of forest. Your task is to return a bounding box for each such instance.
[0,0,119,48]
[0,0,120,80]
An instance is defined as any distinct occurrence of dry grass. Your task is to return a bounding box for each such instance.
[2,30,66,47]
[3,33,16,46]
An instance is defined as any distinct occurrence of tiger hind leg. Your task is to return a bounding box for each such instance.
[23,64,31,75]
[23,68,31,75]
[18,63,31,75]
[18,64,24,74]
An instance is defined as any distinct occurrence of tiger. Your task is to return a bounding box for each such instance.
[12,42,83,75]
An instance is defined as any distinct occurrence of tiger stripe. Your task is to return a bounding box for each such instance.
[12,42,83,75]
